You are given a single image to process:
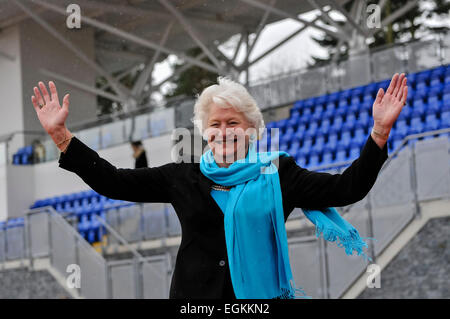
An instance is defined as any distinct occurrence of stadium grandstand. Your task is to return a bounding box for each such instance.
[0,0,449,300]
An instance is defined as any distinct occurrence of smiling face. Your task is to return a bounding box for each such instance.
[205,103,254,167]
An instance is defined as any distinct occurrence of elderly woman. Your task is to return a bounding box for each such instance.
[31,74,407,299]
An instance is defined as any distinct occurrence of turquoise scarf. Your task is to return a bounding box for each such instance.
[200,142,372,299]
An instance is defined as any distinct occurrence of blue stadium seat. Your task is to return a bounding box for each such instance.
[378,79,391,91]
[335,106,347,118]
[327,92,340,103]
[353,123,366,145]
[358,110,371,128]
[339,89,352,101]
[428,83,443,98]
[364,83,378,97]
[416,80,428,91]
[306,122,319,137]
[412,99,427,116]
[348,140,363,161]
[287,116,300,130]
[321,146,334,166]
[312,105,324,122]
[288,140,300,155]
[292,100,304,112]
[312,133,325,153]
[407,72,417,88]
[338,99,349,109]
[416,70,431,84]
[295,153,307,167]
[315,94,327,107]
[319,119,331,136]
[290,109,300,118]
[308,149,321,168]
[299,135,313,155]
[430,66,445,81]
[335,144,347,163]
[424,111,440,131]
[347,103,359,117]
[339,127,352,149]
[304,97,316,109]
[281,127,294,144]
[331,115,344,132]
[440,104,450,127]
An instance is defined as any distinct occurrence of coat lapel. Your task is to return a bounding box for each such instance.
[193,163,224,226]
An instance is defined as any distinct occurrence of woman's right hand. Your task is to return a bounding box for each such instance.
[31,81,72,152]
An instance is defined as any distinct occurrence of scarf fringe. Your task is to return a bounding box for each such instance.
[273,281,312,299]
[314,222,376,262]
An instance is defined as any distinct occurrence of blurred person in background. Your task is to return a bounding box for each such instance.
[130,140,148,168]
[32,139,45,163]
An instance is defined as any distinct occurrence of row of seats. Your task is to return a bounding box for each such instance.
[0,217,25,230]
[258,64,450,169]
[30,189,135,243]
[12,146,34,165]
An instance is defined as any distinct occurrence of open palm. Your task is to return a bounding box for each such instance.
[31,81,70,135]
[372,73,408,130]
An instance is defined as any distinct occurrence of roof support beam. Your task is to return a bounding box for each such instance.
[244,0,278,63]
[325,0,369,37]
[367,0,420,37]
[237,0,349,42]
[241,7,333,69]
[131,21,174,98]
[39,68,126,104]
[13,0,130,101]
[157,0,225,74]
[29,0,222,75]
[306,0,352,41]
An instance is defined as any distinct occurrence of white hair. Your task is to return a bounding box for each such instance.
[191,76,265,139]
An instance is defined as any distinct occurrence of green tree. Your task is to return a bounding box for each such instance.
[163,47,219,99]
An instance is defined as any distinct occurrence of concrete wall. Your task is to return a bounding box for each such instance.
[0,26,24,144]
[358,216,450,299]
[0,267,72,299]
[19,19,97,146]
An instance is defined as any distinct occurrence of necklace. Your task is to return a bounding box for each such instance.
[211,184,232,192]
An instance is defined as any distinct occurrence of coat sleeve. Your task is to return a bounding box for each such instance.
[58,137,175,203]
[279,134,388,210]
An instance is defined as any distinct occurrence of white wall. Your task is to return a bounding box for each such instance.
[0,25,24,139]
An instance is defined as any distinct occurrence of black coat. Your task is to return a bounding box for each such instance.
[58,134,388,299]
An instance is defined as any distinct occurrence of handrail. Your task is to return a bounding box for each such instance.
[249,32,447,87]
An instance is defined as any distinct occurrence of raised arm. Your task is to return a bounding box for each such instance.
[31,81,175,203]
[280,73,408,210]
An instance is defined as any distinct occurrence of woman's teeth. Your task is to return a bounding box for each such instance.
[216,138,237,145]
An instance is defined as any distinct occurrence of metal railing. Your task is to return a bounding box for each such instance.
[0,206,171,298]
[288,132,450,298]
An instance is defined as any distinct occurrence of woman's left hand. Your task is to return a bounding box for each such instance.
[371,73,408,148]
